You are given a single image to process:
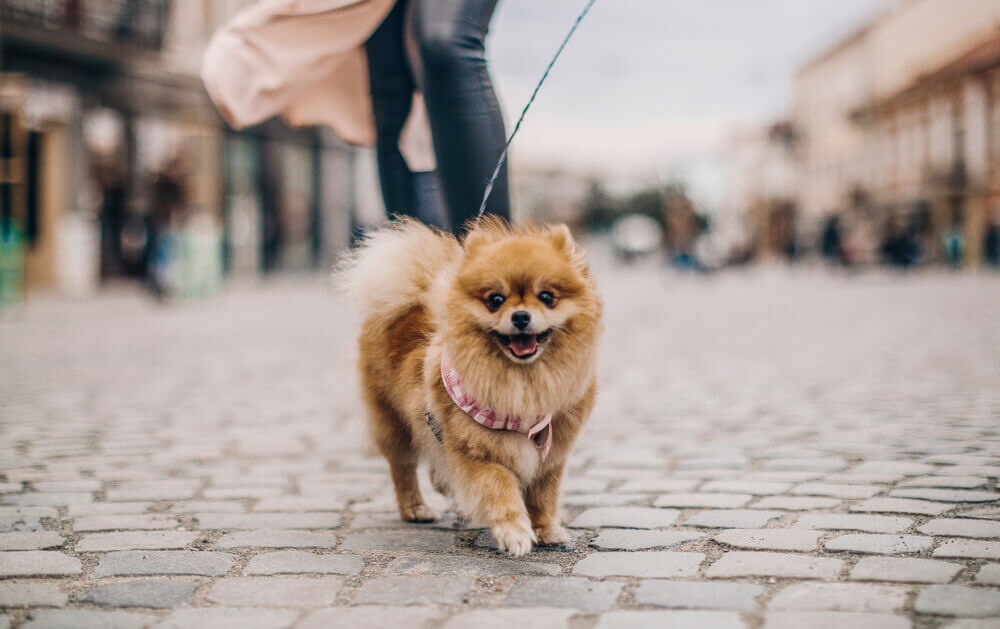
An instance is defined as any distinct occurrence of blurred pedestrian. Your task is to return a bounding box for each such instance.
[202,0,510,235]
[366,0,509,231]
[820,215,843,265]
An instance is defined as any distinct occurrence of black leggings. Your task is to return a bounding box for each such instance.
[364,0,509,232]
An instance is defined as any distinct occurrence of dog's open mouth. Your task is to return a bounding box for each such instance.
[493,330,551,359]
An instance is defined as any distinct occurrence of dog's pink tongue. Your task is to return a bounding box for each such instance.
[509,334,538,357]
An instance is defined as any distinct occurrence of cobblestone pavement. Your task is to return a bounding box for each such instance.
[1,263,999,628]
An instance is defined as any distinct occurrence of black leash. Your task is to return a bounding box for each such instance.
[476,0,599,218]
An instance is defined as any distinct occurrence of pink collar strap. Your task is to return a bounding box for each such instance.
[440,354,554,459]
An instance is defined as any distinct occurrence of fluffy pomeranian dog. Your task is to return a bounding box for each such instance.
[340,217,602,555]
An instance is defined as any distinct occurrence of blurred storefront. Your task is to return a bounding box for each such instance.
[0,0,357,302]
[791,0,1000,268]
[858,33,1000,268]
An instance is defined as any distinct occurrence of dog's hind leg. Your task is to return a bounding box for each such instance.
[365,393,436,523]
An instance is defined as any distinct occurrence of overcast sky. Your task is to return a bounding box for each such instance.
[489,0,893,195]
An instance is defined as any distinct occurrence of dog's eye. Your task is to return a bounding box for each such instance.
[538,291,556,308]
[486,293,506,312]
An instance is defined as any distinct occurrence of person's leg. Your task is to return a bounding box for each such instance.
[408,0,510,230]
[365,1,417,219]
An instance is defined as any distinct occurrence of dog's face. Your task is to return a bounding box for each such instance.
[448,223,601,366]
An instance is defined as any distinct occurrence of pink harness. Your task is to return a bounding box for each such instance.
[440,356,554,460]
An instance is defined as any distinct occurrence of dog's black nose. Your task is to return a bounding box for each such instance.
[511,311,531,330]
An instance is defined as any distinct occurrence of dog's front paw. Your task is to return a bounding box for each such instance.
[400,503,437,523]
[534,524,571,546]
[492,517,537,557]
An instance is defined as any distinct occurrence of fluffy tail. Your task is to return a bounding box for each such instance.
[336,219,459,327]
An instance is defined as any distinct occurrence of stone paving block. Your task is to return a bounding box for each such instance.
[340,530,456,552]
[769,583,907,612]
[633,580,764,611]
[252,497,345,512]
[976,563,1000,585]
[387,555,560,577]
[701,480,793,495]
[299,606,441,629]
[824,473,904,483]
[761,458,847,472]
[32,481,102,492]
[654,493,751,508]
[940,620,1000,629]
[790,483,882,499]
[94,551,233,577]
[202,487,283,500]
[442,609,575,629]
[594,610,746,629]
[68,503,153,516]
[73,515,178,531]
[0,507,58,518]
[851,461,935,475]
[743,471,825,482]
[889,488,1000,503]
[78,581,196,608]
[0,516,44,533]
[0,582,68,607]
[850,498,952,515]
[3,493,93,507]
[572,551,704,578]
[0,532,64,550]
[244,551,363,575]
[682,509,782,528]
[753,496,841,510]
[934,540,1000,559]
[850,557,963,583]
[215,530,338,549]
[617,479,700,493]
[107,481,200,502]
[347,512,459,530]
[206,576,342,607]
[164,501,246,514]
[353,576,476,605]
[21,610,156,629]
[154,608,297,629]
[959,507,1000,520]
[762,612,910,629]
[0,552,81,577]
[564,493,650,507]
[590,529,704,550]
[918,518,1000,538]
[914,585,1000,617]
[564,478,613,493]
[571,507,679,528]
[503,576,622,610]
[898,475,987,488]
[195,512,341,530]
[76,531,196,552]
[705,551,842,579]
[795,514,911,533]
[714,528,823,552]
[824,533,933,554]
[935,465,1000,477]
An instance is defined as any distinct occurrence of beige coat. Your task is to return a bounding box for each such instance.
[201,0,435,170]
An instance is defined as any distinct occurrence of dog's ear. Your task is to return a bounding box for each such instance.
[547,224,576,256]
[462,229,493,256]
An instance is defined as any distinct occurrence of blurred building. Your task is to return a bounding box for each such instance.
[792,0,1000,267]
[0,0,357,297]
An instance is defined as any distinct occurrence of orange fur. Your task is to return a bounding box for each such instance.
[343,217,602,555]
